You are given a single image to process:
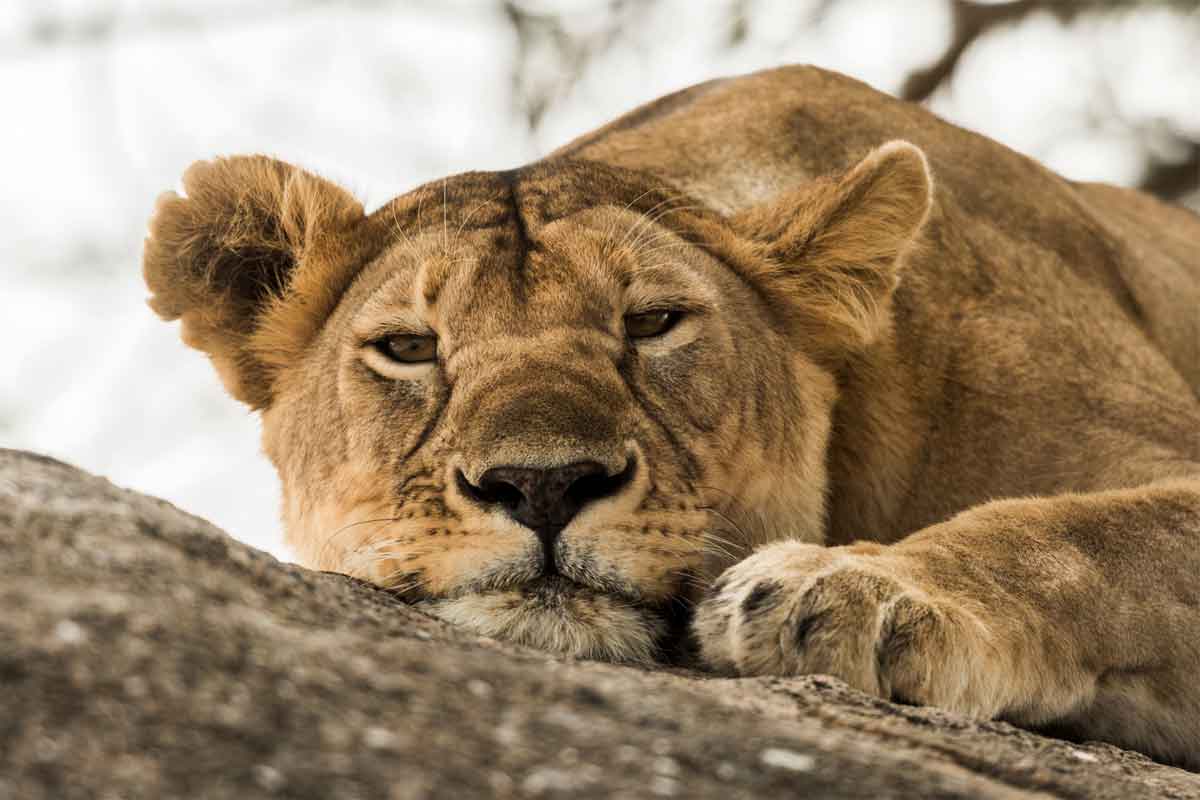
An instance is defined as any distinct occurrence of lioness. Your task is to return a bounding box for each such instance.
[143,66,1200,766]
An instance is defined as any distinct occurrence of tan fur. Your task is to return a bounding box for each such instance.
[143,66,1200,768]
[144,156,372,408]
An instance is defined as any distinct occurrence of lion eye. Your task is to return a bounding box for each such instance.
[624,310,681,339]
[376,334,437,363]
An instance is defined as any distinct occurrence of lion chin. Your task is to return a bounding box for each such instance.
[418,578,667,665]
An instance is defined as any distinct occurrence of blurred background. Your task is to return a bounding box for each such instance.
[3,0,1198,559]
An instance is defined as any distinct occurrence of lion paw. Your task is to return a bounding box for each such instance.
[693,541,999,714]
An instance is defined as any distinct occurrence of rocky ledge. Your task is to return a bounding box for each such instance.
[2,448,1197,799]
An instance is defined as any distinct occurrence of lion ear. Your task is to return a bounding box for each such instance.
[143,155,367,409]
[732,141,932,356]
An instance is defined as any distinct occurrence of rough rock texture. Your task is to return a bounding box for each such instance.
[3,448,1198,800]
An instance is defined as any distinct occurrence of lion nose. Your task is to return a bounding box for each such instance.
[458,459,635,550]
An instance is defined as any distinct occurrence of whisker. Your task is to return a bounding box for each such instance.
[388,201,423,263]
[441,178,449,253]
[696,528,741,563]
[626,201,705,257]
[695,511,748,563]
[618,187,659,219]
[628,233,705,263]
[615,193,685,255]
[604,187,661,250]
[336,536,435,597]
[315,516,403,570]
[377,566,432,594]
[696,484,770,544]
[633,203,705,247]
[677,570,716,600]
[626,231,682,259]
[452,193,500,251]
[621,198,681,254]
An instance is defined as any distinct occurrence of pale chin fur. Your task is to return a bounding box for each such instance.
[419,590,666,665]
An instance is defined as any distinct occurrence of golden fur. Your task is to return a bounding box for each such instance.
[143,66,1200,768]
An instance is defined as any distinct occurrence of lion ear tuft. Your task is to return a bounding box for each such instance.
[142,155,366,408]
[733,140,933,355]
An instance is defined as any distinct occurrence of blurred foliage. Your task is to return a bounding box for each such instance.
[502,0,1199,203]
[4,0,1196,202]
[902,0,1199,200]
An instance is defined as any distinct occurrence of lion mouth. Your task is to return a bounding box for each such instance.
[435,554,649,608]
[413,571,695,666]
[457,570,663,621]
[513,574,593,601]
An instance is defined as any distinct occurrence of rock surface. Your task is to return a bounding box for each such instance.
[3,447,1198,799]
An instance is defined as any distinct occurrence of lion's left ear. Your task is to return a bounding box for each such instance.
[732,141,932,355]
[143,156,370,409]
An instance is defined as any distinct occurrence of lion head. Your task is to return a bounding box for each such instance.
[143,142,931,663]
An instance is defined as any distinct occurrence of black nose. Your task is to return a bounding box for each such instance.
[458,459,635,549]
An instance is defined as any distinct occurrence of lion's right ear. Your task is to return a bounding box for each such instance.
[731,141,933,358]
[143,156,367,409]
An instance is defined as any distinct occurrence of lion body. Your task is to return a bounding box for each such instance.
[144,66,1200,767]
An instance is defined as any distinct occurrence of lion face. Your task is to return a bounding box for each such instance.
[144,146,930,663]
[261,164,839,663]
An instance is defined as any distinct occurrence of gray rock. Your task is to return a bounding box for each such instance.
[2,448,1197,799]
